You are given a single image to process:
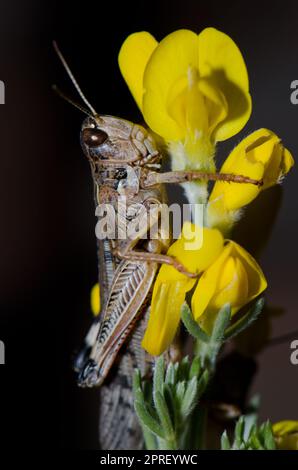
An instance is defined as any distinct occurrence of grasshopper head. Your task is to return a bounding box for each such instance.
[81,115,147,164]
[80,115,161,173]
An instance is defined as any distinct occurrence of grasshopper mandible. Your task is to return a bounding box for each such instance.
[54,42,261,448]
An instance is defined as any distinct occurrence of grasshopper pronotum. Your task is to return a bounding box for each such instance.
[54,42,261,449]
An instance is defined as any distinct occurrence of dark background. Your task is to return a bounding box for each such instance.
[0,0,297,449]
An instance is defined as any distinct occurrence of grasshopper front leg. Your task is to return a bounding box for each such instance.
[142,170,263,188]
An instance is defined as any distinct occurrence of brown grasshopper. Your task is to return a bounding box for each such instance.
[54,42,261,449]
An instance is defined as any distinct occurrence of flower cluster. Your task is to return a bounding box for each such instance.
[142,224,266,354]
[119,27,294,357]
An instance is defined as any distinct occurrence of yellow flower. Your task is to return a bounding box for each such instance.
[90,283,100,316]
[207,128,294,231]
[119,28,251,169]
[142,223,225,355]
[142,226,266,355]
[273,421,298,450]
[191,240,267,334]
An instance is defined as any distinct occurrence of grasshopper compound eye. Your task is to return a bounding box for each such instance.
[82,128,108,148]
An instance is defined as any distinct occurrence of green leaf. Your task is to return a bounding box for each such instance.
[154,391,175,439]
[165,362,176,385]
[133,369,144,402]
[221,430,231,450]
[197,370,209,398]
[259,422,266,436]
[153,356,165,398]
[133,354,209,450]
[143,380,153,406]
[175,381,186,405]
[250,433,264,450]
[134,400,165,439]
[180,377,198,420]
[263,421,276,450]
[163,383,177,429]
[234,416,245,447]
[189,356,201,379]
[178,356,190,381]
[242,413,258,441]
[249,423,257,438]
[181,302,209,342]
[211,303,231,343]
[224,297,265,340]
[185,406,206,450]
[227,416,277,451]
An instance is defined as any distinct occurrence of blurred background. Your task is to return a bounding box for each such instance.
[0,0,297,449]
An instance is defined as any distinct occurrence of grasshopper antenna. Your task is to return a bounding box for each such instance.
[53,40,97,116]
[52,84,95,118]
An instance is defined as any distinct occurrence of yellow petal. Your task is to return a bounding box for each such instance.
[217,256,237,290]
[167,223,225,274]
[282,148,295,173]
[164,68,209,139]
[209,154,264,211]
[209,128,294,212]
[212,257,249,312]
[275,434,298,450]
[209,128,272,207]
[273,421,298,436]
[198,27,251,141]
[262,143,295,190]
[191,241,267,331]
[232,241,267,298]
[118,32,158,111]
[120,28,251,147]
[198,77,228,134]
[141,280,187,355]
[185,68,209,136]
[143,29,199,141]
[273,421,298,450]
[191,243,232,321]
[156,223,224,284]
[142,224,225,355]
[218,128,274,172]
[90,283,100,316]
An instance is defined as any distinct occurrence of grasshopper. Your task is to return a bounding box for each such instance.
[54,42,261,449]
